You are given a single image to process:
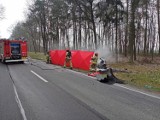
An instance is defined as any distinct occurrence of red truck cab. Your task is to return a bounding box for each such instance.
[0,39,27,63]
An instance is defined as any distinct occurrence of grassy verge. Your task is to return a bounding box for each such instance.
[110,63,160,92]
[28,52,47,62]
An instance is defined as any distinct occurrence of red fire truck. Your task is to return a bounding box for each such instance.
[0,39,27,63]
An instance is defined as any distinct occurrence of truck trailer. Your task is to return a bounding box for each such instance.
[0,39,27,63]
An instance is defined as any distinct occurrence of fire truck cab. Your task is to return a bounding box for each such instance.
[0,39,27,63]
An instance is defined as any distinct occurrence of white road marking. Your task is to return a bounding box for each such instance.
[66,69,160,100]
[13,85,27,120]
[31,70,48,82]
[114,84,160,100]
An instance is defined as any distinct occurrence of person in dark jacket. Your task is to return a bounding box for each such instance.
[46,51,51,64]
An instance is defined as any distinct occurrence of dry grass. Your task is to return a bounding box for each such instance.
[109,61,160,92]
[28,52,47,61]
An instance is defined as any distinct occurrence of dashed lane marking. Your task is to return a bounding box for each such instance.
[31,70,48,83]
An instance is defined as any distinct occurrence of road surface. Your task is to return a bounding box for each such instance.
[0,60,160,120]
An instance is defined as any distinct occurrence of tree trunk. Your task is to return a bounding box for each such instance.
[78,6,82,49]
[129,0,136,63]
[90,2,97,49]
[143,1,148,56]
[73,21,76,49]
[157,0,160,55]
[66,29,70,48]
[84,21,87,49]
[115,0,118,62]
[124,0,129,57]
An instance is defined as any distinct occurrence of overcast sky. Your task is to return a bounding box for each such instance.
[0,0,29,38]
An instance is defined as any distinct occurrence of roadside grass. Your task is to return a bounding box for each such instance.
[28,52,46,62]
[110,63,160,92]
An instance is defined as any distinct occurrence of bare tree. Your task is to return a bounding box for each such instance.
[129,0,140,63]
[157,0,160,55]
[0,4,4,20]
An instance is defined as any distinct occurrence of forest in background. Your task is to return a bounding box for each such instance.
[10,0,160,63]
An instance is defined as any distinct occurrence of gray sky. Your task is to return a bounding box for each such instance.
[0,0,28,38]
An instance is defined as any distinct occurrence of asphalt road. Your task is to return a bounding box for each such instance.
[0,63,22,120]
[0,60,160,120]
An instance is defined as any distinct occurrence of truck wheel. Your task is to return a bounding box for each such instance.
[20,61,24,64]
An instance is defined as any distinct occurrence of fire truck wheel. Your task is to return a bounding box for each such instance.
[20,61,24,64]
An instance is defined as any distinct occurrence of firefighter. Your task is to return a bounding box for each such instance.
[46,51,50,64]
[64,49,72,69]
[90,53,98,72]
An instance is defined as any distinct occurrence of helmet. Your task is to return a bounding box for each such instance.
[66,48,70,51]
[95,53,98,56]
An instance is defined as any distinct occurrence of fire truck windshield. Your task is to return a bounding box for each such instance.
[11,43,20,55]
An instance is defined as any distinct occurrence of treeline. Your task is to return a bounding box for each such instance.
[11,0,160,62]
